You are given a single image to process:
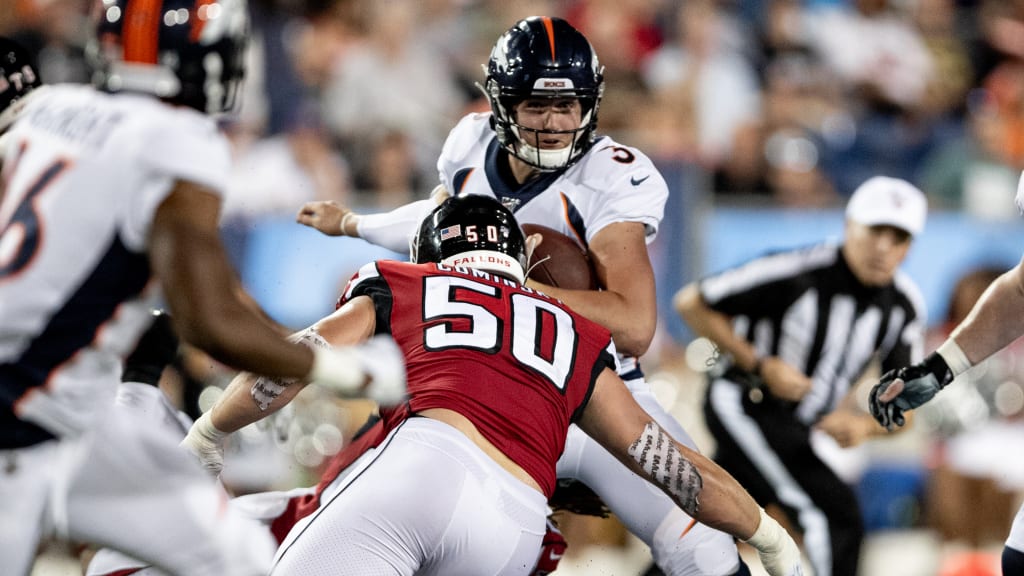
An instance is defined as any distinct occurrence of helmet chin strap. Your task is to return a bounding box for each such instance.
[514,140,574,170]
[509,108,594,170]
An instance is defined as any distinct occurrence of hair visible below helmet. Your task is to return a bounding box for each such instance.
[0,37,42,132]
[412,195,529,283]
[88,0,248,114]
[484,16,605,171]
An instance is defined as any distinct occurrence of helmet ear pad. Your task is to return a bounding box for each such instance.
[414,195,528,283]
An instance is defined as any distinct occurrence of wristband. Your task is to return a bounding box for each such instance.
[340,212,358,237]
[936,339,972,377]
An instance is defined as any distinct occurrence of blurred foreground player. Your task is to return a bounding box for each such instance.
[0,3,398,574]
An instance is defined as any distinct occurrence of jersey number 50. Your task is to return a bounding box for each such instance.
[422,275,578,390]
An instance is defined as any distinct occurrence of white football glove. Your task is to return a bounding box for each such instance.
[180,411,227,476]
[745,508,805,576]
[306,334,407,406]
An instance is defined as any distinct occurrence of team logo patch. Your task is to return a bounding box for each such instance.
[440,224,462,241]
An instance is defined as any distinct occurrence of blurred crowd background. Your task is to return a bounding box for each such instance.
[7,0,1024,574]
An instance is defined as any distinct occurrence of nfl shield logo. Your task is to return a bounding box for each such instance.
[440,224,461,240]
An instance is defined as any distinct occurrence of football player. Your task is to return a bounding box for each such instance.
[296,16,757,576]
[185,195,803,575]
[0,1,401,574]
[869,174,1024,575]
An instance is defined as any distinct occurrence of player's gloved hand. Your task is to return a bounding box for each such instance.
[306,335,407,406]
[745,508,805,576]
[531,517,567,576]
[868,352,953,430]
[181,411,227,476]
[122,309,179,385]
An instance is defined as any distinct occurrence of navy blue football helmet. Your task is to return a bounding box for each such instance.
[413,195,529,283]
[484,16,605,171]
[88,0,248,114]
[0,37,42,132]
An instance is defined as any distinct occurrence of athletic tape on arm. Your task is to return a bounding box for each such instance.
[628,421,702,515]
[250,327,333,410]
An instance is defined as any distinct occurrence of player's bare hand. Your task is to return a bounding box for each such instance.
[761,357,812,402]
[296,201,358,237]
[816,410,875,448]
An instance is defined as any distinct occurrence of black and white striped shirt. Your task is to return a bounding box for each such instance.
[699,242,926,425]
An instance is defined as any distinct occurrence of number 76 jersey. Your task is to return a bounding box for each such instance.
[340,259,618,497]
[0,84,231,446]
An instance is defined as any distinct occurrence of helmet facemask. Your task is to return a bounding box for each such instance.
[488,83,602,171]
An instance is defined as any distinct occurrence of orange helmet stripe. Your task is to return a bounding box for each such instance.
[541,16,556,61]
[123,0,161,64]
[190,0,217,43]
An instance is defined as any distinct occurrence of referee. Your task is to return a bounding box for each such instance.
[674,176,928,576]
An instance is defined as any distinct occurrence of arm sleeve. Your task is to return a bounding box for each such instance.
[356,199,439,254]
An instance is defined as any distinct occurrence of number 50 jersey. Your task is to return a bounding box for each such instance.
[340,260,617,497]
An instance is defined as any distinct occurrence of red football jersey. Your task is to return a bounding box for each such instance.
[339,260,616,497]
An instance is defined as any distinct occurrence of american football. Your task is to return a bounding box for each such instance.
[522,224,598,290]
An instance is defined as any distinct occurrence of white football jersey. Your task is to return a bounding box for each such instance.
[437,113,668,377]
[438,113,667,246]
[0,84,231,444]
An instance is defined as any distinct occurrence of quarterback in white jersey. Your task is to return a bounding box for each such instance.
[298,16,771,576]
[0,5,399,575]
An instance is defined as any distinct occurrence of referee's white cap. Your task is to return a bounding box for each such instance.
[846,176,927,236]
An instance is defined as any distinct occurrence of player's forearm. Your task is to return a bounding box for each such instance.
[674,284,759,371]
[152,217,315,380]
[620,421,760,539]
[950,264,1024,365]
[536,283,655,355]
[210,371,306,434]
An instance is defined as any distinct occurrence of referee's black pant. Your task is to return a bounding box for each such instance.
[704,377,863,576]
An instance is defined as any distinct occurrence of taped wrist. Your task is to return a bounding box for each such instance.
[745,508,785,551]
[936,339,971,379]
[192,411,227,443]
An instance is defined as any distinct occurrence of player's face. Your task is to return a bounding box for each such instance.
[513,98,582,149]
[843,221,912,286]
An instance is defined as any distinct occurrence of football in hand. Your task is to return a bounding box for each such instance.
[522,224,598,290]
